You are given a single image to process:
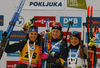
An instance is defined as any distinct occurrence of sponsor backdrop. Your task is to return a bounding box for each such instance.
[0,0,100,68]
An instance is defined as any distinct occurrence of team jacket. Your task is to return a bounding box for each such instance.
[47,38,68,67]
[5,34,42,67]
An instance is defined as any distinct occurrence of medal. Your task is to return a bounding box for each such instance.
[27,40,36,68]
[27,64,33,68]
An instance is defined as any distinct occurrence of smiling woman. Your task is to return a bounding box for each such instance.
[41,22,68,68]
[52,29,61,39]
[63,31,87,68]
[28,26,38,42]
[5,25,43,68]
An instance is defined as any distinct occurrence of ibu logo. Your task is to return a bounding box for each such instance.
[60,17,82,28]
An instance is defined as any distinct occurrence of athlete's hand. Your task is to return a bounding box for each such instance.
[2,31,7,38]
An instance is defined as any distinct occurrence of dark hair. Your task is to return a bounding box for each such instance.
[79,40,83,59]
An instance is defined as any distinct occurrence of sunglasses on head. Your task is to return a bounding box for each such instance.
[70,31,80,36]
[53,23,62,27]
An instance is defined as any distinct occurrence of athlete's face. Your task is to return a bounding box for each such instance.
[70,36,79,46]
[29,32,38,42]
[52,29,61,39]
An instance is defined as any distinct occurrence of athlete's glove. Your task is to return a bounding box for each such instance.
[2,31,7,38]
[41,53,49,59]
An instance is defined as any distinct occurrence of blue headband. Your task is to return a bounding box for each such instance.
[29,28,38,33]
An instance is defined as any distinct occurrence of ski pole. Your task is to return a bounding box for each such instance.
[87,6,90,68]
[65,21,73,40]
[0,0,26,60]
